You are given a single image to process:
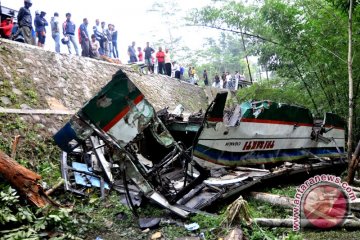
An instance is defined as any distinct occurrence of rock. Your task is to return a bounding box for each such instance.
[115,212,128,221]
[151,232,162,240]
[20,104,31,109]
[23,58,33,64]
[17,68,26,74]
[0,96,12,105]
[141,228,150,233]
[32,115,41,122]
[104,219,113,229]
[12,88,23,95]
[36,123,45,129]
[224,228,244,240]
[138,217,161,229]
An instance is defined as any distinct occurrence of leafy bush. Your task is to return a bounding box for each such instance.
[0,184,80,240]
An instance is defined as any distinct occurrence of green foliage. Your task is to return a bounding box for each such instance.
[189,213,226,240]
[267,185,297,198]
[0,185,80,239]
[0,115,62,185]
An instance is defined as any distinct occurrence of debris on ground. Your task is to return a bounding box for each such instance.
[222,196,251,227]
[184,222,200,231]
[224,228,245,240]
[151,231,162,240]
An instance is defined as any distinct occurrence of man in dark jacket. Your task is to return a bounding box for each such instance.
[79,18,90,57]
[17,0,33,44]
[62,13,79,56]
[111,25,118,58]
[34,11,48,47]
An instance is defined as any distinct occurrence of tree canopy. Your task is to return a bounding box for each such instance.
[188,0,360,140]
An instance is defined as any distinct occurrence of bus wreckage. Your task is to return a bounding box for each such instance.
[54,69,346,218]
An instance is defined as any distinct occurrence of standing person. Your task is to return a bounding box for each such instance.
[33,10,39,45]
[234,71,240,90]
[189,67,196,84]
[144,42,154,73]
[212,73,222,88]
[164,48,172,77]
[50,12,60,53]
[156,47,165,74]
[128,41,137,63]
[62,13,79,56]
[225,72,232,89]
[106,24,113,57]
[111,24,118,58]
[137,47,143,61]
[79,18,90,57]
[203,70,209,86]
[180,65,185,80]
[17,0,33,44]
[0,16,13,39]
[93,19,102,48]
[100,21,108,56]
[173,61,181,79]
[221,72,226,88]
[34,11,47,47]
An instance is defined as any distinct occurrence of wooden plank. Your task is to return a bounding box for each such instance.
[0,108,75,115]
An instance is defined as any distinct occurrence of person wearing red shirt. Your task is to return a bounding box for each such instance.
[156,47,165,74]
[0,17,14,39]
[137,47,143,62]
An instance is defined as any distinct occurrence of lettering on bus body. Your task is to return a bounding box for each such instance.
[242,140,275,150]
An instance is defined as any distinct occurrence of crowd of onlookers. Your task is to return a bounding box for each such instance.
[0,0,119,60]
[0,0,249,90]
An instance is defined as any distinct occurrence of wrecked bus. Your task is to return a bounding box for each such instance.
[53,69,346,218]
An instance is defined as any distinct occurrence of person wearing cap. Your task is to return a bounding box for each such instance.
[34,11,48,47]
[17,0,33,44]
[50,12,60,53]
[0,16,14,39]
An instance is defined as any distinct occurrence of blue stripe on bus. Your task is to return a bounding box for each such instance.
[193,144,344,165]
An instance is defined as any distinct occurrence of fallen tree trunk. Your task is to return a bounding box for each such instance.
[0,150,58,208]
[250,192,293,208]
[255,218,360,229]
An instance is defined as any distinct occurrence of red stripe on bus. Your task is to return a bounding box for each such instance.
[102,95,144,132]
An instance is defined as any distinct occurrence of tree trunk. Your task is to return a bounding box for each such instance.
[255,218,360,229]
[0,150,57,208]
[241,32,253,83]
[347,0,355,182]
[347,140,360,183]
[249,192,293,208]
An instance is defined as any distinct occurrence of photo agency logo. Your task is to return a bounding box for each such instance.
[293,174,356,231]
